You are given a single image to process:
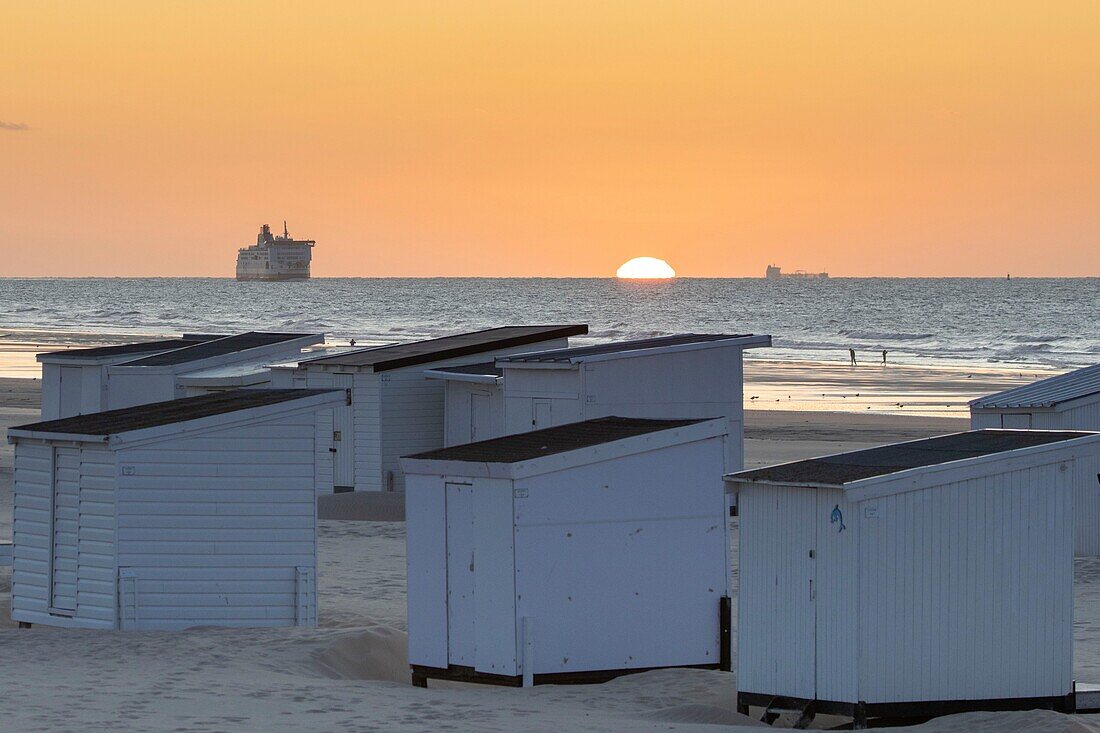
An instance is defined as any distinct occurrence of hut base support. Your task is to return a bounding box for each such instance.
[758,697,816,728]
[411,662,720,688]
[738,691,1076,727]
[18,621,32,629]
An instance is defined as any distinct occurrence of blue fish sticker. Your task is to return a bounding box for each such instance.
[830,504,846,533]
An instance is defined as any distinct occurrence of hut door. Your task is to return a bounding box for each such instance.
[814,492,858,701]
[332,374,355,489]
[49,446,80,615]
[58,366,83,419]
[780,488,818,699]
[446,482,476,666]
[470,392,491,442]
[532,400,552,429]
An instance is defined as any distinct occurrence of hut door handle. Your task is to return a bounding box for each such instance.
[809,580,815,601]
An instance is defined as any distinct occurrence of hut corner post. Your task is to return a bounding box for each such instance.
[719,596,732,672]
[522,616,535,688]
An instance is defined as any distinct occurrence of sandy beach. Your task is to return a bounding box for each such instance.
[8,0,1099,725]
[4,367,1100,731]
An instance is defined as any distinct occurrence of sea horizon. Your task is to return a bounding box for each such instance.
[1,276,1096,372]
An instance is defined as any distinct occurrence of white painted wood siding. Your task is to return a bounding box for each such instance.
[471,477,517,676]
[740,460,1074,706]
[857,463,1074,703]
[315,408,334,494]
[292,369,377,492]
[813,489,859,703]
[972,400,1100,556]
[41,364,107,421]
[512,438,727,675]
[75,445,119,626]
[1058,401,1100,554]
[583,349,746,471]
[332,374,355,488]
[114,413,318,630]
[502,368,583,437]
[501,347,747,472]
[405,474,449,668]
[12,442,118,629]
[969,411,1001,429]
[736,484,818,699]
[106,371,178,410]
[1060,399,1100,430]
[50,446,80,613]
[11,443,53,625]
[1075,454,1100,555]
[442,381,504,447]
[382,340,569,491]
[380,371,445,492]
[354,372,383,490]
[39,364,62,420]
[58,368,84,420]
[446,482,476,666]
[301,336,571,491]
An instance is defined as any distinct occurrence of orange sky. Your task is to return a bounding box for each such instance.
[2,1,1099,277]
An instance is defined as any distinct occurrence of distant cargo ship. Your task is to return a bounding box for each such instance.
[765,264,828,280]
[236,223,314,281]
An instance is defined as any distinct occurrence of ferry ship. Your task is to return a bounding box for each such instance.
[765,264,828,280]
[236,223,314,280]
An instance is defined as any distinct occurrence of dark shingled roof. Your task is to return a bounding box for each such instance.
[498,333,759,363]
[427,362,503,378]
[306,325,588,371]
[122,332,315,367]
[9,389,338,437]
[729,430,1097,486]
[38,336,223,361]
[406,416,710,464]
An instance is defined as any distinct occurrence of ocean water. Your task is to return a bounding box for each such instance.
[0,277,1096,370]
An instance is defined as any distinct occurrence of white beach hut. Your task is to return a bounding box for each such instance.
[37,334,223,420]
[7,388,342,630]
[270,325,587,493]
[422,362,504,447]
[429,333,771,474]
[104,332,324,410]
[971,364,1100,555]
[726,429,1100,727]
[401,416,731,687]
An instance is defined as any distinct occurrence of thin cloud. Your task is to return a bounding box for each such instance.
[1,121,29,131]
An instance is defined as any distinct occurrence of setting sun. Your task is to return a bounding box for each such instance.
[616,257,676,279]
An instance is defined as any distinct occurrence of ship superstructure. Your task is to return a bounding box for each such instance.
[236,222,314,280]
[765,264,828,279]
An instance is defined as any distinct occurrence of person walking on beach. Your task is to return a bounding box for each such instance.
[849,348,857,365]
[882,350,888,364]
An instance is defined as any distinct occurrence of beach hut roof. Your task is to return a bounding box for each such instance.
[422,361,503,383]
[408,416,708,463]
[302,325,588,371]
[7,388,340,441]
[36,335,224,364]
[726,429,1098,490]
[970,363,1100,409]
[497,333,770,365]
[121,332,320,367]
[402,417,724,481]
